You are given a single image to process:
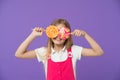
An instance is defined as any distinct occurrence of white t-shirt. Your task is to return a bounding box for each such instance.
[35,45,83,78]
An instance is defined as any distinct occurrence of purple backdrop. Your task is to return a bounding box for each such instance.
[0,0,120,80]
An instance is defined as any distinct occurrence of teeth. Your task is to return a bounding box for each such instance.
[56,39,61,40]
[56,38,62,40]
[54,36,63,41]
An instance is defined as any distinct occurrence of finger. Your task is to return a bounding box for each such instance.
[75,31,80,36]
[33,27,38,31]
[74,30,81,36]
[78,31,82,36]
[39,27,45,32]
[38,27,42,32]
[37,27,40,31]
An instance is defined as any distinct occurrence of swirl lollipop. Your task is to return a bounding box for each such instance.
[46,25,59,38]
[58,27,71,40]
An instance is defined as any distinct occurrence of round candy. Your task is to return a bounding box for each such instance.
[58,27,70,40]
[46,25,59,38]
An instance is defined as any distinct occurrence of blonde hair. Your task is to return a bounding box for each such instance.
[46,19,73,58]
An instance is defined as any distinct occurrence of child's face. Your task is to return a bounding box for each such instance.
[51,24,66,45]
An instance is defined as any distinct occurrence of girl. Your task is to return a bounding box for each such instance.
[15,19,104,80]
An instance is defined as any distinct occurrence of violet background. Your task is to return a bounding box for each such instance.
[0,0,120,80]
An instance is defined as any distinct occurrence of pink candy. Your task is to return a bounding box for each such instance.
[58,27,70,40]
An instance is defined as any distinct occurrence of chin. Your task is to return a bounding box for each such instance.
[54,42,63,45]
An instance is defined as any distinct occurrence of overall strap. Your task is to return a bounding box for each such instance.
[67,47,72,57]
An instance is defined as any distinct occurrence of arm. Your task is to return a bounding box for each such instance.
[72,29,104,56]
[15,27,44,58]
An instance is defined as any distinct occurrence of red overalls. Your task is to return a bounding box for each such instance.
[47,48,75,80]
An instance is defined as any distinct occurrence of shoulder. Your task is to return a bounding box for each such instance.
[71,45,83,51]
[71,45,83,60]
[35,47,47,62]
[71,45,83,55]
[35,47,47,55]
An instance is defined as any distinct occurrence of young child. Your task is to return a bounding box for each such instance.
[15,19,104,80]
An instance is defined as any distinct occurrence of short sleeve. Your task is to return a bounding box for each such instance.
[34,47,46,62]
[72,45,83,60]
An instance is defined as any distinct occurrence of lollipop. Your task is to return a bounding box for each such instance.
[58,27,70,40]
[46,25,71,39]
[46,25,59,38]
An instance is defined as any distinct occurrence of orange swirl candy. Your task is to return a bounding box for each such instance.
[46,25,59,38]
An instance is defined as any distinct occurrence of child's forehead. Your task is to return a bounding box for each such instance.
[56,24,66,29]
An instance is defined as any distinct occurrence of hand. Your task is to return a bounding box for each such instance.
[71,29,86,37]
[31,27,45,37]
